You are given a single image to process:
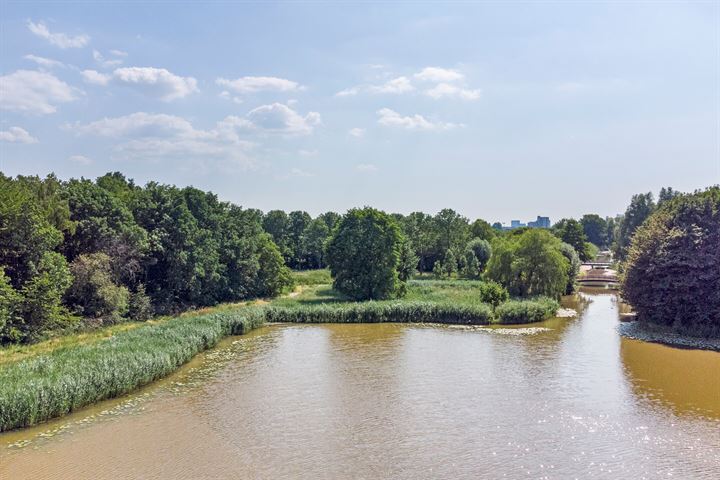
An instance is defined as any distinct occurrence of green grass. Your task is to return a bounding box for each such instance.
[0,270,563,432]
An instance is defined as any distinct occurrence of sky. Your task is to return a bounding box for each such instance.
[1,1,718,224]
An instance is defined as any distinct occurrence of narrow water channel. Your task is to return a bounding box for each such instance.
[1,292,719,479]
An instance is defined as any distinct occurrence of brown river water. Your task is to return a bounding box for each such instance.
[1,291,719,479]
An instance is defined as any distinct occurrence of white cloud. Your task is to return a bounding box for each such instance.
[425,83,481,100]
[376,108,460,131]
[369,76,414,94]
[219,90,243,104]
[68,154,92,165]
[82,69,111,86]
[289,168,315,177]
[216,76,302,94]
[349,127,365,138]
[70,112,255,169]
[356,163,378,173]
[27,20,89,49]
[414,67,464,83]
[93,50,123,68]
[112,67,198,101]
[336,77,413,97]
[0,70,77,114]
[0,127,38,144]
[335,86,360,97]
[245,103,321,135]
[299,149,318,157]
[109,49,127,57]
[24,54,64,69]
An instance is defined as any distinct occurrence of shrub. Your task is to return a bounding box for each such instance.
[478,281,509,309]
[495,298,559,324]
[128,284,154,321]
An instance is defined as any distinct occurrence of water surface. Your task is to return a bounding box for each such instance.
[1,292,719,479]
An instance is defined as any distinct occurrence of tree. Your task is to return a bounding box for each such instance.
[558,242,581,294]
[287,211,312,269]
[613,192,655,261]
[0,268,19,337]
[433,208,470,259]
[262,210,290,260]
[326,208,404,300]
[622,187,720,336]
[17,252,74,341]
[65,253,130,321]
[554,218,592,261]
[486,229,569,299]
[466,238,492,272]
[470,219,495,241]
[302,218,330,269]
[580,214,608,247]
[399,212,437,272]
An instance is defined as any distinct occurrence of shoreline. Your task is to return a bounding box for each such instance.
[618,321,720,352]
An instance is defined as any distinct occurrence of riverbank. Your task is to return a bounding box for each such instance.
[618,321,720,352]
[0,272,563,432]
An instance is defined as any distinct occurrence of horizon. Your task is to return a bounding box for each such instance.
[1,2,718,221]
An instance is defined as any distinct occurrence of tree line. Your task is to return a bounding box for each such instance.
[0,172,291,343]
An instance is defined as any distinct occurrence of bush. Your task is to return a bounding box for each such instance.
[128,284,154,321]
[0,269,19,336]
[558,242,581,295]
[478,281,509,309]
[622,187,720,337]
[495,298,559,324]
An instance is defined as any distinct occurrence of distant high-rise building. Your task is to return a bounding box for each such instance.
[510,220,525,228]
[528,216,551,228]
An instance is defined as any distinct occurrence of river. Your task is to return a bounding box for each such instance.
[1,291,719,479]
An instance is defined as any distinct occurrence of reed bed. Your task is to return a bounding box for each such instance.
[0,308,264,432]
[494,298,559,324]
[266,301,494,325]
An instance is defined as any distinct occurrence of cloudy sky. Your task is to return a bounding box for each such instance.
[1,2,718,223]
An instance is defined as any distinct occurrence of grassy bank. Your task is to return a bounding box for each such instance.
[1,271,561,432]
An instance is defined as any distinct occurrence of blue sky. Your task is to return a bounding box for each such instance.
[1,1,718,224]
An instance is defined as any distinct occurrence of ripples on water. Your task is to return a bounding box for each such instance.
[1,293,719,479]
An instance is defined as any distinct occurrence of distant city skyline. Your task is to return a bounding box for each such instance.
[1,2,718,221]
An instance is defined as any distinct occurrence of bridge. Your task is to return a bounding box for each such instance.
[577,264,619,286]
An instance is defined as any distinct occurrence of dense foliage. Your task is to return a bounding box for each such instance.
[0,172,291,343]
[622,187,720,337]
[486,229,569,299]
[326,208,405,300]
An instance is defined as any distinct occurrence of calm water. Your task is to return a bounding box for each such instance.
[1,292,719,479]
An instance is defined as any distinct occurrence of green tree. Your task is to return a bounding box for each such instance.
[262,210,291,260]
[302,218,330,269]
[470,219,496,241]
[613,192,655,261]
[0,268,19,337]
[65,253,130,321]
[486,229,569,299]
[580,214,608,247]
[17,252,74,341]
[558,242,581,294]
[466,238,492,272]
[554,218,592,261]
[326,208,404,300]
[433,208,470,260]
[622,187,720,336]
